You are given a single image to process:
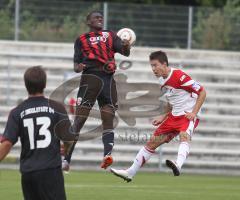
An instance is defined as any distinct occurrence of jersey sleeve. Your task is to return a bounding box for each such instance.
[178,72,204,95]
[73,37,84,64]
[2,109,19,145]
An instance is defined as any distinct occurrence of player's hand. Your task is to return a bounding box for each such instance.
[121,39,130,47]
[77,63,86,71]
[185,112,196,121]
[74,63,86,73]
[152,115,166,126]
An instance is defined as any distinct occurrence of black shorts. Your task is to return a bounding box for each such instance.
[21,167,66,200]
[77,71,118,109]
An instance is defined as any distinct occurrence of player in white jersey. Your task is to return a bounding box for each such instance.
[111,50,206,182]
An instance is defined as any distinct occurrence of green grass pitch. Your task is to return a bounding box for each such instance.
[0,169,239,200]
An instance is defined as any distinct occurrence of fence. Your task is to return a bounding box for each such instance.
[0,0,239,50]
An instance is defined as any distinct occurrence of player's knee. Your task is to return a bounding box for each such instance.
[75,101,94,116]
[146,136,165,150]
[179,132,190,142]
[101,104,116,114]
[146,141,158,150]
[80,101,95,108]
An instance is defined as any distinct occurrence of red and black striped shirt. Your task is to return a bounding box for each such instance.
[74,30,129,72]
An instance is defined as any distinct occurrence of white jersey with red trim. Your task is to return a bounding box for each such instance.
[159,67,204,116]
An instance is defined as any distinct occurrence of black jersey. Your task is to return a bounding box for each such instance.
[2,96,71,174]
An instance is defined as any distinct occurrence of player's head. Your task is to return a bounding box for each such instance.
[149,51,169,78]
[24,66,46,95]
[86,10,103,31]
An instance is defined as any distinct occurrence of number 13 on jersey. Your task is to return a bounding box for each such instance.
[23,117,51,150]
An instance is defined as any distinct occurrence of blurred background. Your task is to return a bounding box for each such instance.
[0,0,240,176]
[1,0,240,49]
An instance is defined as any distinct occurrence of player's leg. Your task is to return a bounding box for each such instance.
[62,102,93,171]
[99,104,116,169]
[22,168,66,200]
[111,134,169,182]
[46,168,66,200]
[98,74,118,169]
[63,74,103,170]
[129,134,169,176]
[21,172,41,200]
[32,168,66,200]
[166,131,190,176]
[166,118,199,176]
[71,73,104,134]
[111,113,177,181]
[177,132,191,168]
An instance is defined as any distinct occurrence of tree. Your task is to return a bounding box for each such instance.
[192,0,240,50]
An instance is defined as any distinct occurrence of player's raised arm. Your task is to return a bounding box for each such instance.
[116,28,136,56]
[121,39,131,56]
[113,33,130,56]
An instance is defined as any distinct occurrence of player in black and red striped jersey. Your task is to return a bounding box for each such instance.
[62,11,131,171]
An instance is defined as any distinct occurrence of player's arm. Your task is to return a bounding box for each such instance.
[121,39,131,56]
[179,72,207,120]
[0,140,12,161]
[0,109,19,161]
[74,63,86,73]
[113,33,130,56]
[152,103,172,126]
[185,88,206,120]
[63,141,74,156]
[73,37,86,73]
[54,102,79,141]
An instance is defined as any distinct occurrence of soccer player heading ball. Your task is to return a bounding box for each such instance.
[111,50,206,182]
[62,10,131,171]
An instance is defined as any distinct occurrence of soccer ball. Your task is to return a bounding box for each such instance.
[117,28,136,45]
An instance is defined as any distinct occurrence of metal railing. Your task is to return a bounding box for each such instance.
[0,1,239,51]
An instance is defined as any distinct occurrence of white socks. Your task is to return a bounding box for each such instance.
[127,146,154,178]
[125,142,189,177]
[176,142,190,169]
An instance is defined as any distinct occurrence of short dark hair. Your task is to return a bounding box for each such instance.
[149,51,169,66]
[24,66,46,95]
[86,10,103,21]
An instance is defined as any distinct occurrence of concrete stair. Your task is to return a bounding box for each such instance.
[1,40,240,175]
